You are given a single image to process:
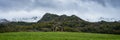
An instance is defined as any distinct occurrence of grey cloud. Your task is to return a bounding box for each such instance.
[0,0,82,11]
[0,0,119,11]
[0,0,120,22]
[0,0,31,11]
[91,0,120,8]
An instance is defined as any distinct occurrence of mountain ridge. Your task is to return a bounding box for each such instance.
[0,13,120,23]
[38,13,85,23]
[0,13,120,34]
[0,13,119,23]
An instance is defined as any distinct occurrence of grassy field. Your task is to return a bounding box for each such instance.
[0,32,120,40]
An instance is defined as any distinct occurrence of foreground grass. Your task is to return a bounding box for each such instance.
[0,32,120,40]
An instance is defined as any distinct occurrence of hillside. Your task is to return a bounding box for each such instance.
[38,13,85,22]
[0,13,120,34]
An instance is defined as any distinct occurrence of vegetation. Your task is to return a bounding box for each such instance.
[0,13,120,34]
[0,32,120,40]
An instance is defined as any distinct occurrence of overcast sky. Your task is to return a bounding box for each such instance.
[0,0,120,22]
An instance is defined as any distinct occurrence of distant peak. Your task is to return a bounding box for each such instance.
[0,19,9,23]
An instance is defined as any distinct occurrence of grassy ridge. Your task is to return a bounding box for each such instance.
[0,32,120,40]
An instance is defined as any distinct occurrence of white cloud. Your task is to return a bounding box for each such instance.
[0,0,120,22]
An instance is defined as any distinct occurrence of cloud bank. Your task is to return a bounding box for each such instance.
[0,0,120,22]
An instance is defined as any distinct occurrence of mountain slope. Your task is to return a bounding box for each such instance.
[0,13,120,34]
[38,13,59,22]
[38,13,85,22]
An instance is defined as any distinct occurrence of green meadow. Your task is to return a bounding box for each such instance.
[0,32,120,40]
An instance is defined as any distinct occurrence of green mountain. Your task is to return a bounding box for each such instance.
[38,13,59,22]
[38,13,85,22]
[0,13,120,34]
